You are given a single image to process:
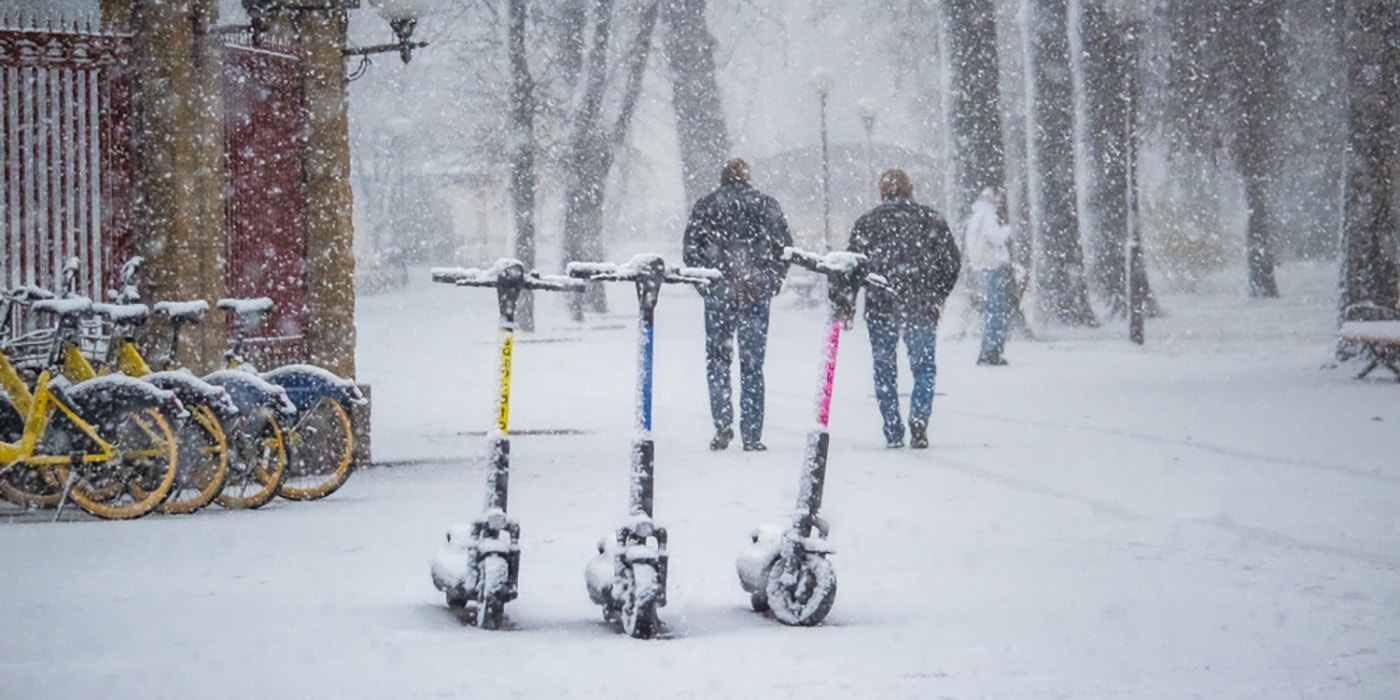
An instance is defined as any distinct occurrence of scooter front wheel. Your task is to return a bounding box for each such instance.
[619,562,660,639]
[476,554,509,631]
[765,553,836,626]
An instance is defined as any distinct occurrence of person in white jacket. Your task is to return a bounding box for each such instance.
[964,188,1013,365]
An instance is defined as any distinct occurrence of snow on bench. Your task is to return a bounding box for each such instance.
[1339,319,1400,381]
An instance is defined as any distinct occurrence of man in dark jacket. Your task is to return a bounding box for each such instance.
[682,158,792,451]
[847,168,961,449]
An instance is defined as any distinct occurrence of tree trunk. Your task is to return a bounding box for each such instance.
[1081,3,1135,316]
[661,0,729,207]
[1339,0,1400,323]
[946,0,1006,223]
[508,0,539,331]
[562,0,659,321]
[1231,0,1282,298]
[1029,0,1097,326]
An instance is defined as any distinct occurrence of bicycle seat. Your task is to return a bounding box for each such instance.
[32,295,93,320]
[153,299,209,324]
[216,297,273,320]
[3,285,55,303]
[92,302,150,326]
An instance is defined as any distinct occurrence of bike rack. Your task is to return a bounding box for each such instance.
[428,258,584,630]
[568,254,716,639]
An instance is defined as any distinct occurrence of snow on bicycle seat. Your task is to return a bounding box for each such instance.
[4,285,55,302]
[216,297,273,317]
[92,302,150,325]
[32,295,92,318]
[153,299,210,323]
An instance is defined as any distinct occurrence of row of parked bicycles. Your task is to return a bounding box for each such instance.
[0,258,365,520]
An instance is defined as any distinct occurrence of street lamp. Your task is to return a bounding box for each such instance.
[811,69,833,252]
[857,97,877,198]
[345,0,437,65]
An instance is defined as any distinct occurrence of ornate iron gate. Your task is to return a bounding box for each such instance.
[0,21,136,302]
[222,36,308,368]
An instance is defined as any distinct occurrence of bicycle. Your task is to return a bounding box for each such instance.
[154,297,293,510]
[214,297,363,502]
[0,288,181,520]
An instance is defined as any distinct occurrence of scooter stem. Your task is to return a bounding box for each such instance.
[814,319,842,430]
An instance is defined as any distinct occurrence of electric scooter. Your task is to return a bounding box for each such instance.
[567,254,716,639]
[735,246,891,626]
[429,258,584,630]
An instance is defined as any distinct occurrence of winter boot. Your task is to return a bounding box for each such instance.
[710,426,734,451]
[909,420,929,449]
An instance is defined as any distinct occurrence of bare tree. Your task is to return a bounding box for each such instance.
[507,0,541,330]
[560,0,660,320]
[1080,2,1149,316]
[662,0,729,207]
[1029,0,1097,326]
[1225,0,1283,297]
[946,0,1006,224]
[1339,0,1400,321]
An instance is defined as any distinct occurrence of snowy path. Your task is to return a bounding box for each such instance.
[3,263,1397,699]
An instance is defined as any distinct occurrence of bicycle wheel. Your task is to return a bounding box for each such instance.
[216,407,286,510]
[130,405,228,514]
[0,398,65,508]
[67,407,178,520]
[277,396,354,501]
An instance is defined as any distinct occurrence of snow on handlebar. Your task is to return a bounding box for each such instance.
[780,247,894,294]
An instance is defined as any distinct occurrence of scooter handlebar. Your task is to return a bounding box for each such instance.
[567,257,718,290]
[432,264,585,292]
[781,247,896,296]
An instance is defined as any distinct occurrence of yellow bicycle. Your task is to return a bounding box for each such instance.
[0,289,180,520]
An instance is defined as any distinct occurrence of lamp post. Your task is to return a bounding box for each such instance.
[812,70,833,252]
[857,97,877,198]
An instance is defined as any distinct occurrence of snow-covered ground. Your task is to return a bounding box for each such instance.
[3,260,1397,699]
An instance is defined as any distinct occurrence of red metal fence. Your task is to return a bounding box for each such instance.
[0,21,135,302]
[222,37,309,368]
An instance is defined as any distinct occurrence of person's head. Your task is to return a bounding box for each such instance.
[878,168,913,200]
[720,158,751,185]
[978,186,1005,207]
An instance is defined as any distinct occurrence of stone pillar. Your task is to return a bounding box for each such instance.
[119,0,228,370]
[290,2,359,378]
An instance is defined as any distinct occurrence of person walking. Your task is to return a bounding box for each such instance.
[847,169,961,449]
[964,187,1014,366]
[682,158,793,451]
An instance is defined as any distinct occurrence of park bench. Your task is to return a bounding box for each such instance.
[1340,302,1400,381]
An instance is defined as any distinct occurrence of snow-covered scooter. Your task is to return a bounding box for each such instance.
[735,246,890,626]
[429,259,584,630]
[568,254,716,639]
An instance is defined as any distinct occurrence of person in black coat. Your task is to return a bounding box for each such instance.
[682,158,792,451]
[847,168,961,449]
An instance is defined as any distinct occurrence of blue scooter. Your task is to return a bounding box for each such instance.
[568,254,715,639]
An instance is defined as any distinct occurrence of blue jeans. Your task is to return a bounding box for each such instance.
[704,296,771,444]
[866,314,938,444]
[978,266,1011,361]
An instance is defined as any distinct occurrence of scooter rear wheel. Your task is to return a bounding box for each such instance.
[765,553,837,626]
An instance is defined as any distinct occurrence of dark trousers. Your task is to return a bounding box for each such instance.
[704,296,771,444]
[866,314,938,444]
